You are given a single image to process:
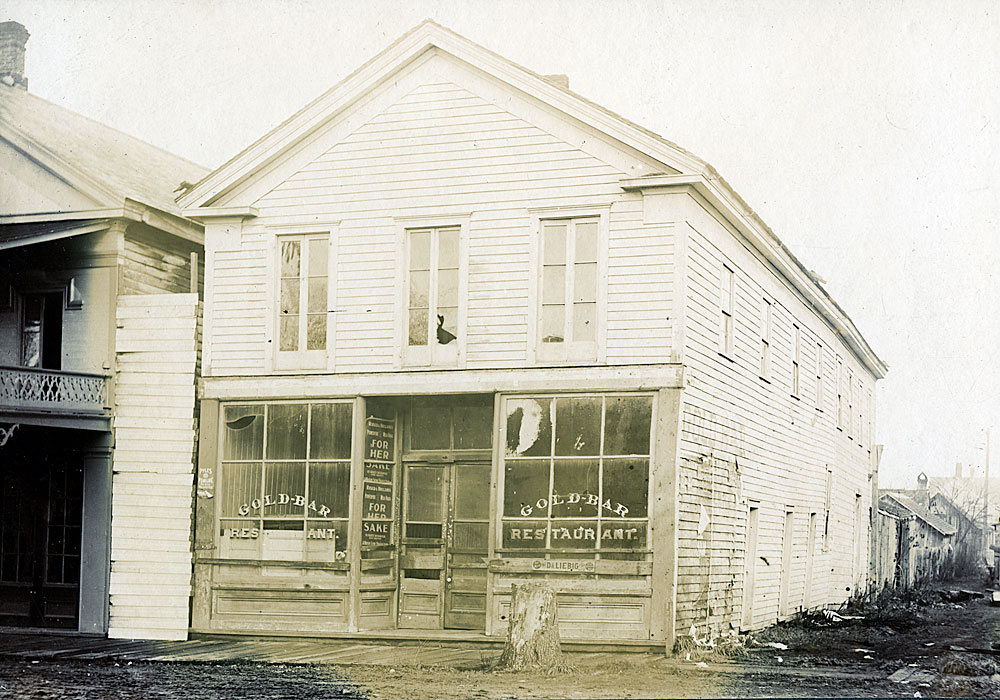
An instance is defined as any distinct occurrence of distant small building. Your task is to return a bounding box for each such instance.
[879,489,956,585]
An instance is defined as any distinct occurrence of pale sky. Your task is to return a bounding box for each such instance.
[6,0,999,487]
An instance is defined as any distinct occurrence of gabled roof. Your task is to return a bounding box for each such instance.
[178,19,887,379]
[880,491,958,536]
[0,82,208,215]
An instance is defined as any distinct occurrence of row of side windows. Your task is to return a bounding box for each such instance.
[274,215,602,369]
[718,262,874,448]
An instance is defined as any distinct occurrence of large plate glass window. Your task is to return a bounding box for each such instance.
[538,217,599,362]
[218,401,352,561]
[276,233,328,368]
[500,394,652,560]
[406,226,460,366]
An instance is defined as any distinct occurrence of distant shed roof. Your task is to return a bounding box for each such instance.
[0,82,207,214]
[879,491,957,536]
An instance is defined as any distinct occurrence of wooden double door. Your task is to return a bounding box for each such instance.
[398,461,490,630]
[0,455,83,629]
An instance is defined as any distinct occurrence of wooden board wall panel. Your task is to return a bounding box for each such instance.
[110,294,199,641]
[204,78,677,376]
[673,214,877,638]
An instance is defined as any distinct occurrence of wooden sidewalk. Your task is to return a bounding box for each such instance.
[0,631,656,668]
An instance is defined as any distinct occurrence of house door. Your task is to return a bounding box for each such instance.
[398,461,490,630]
[0,457,83,629]
[21,291,63,369]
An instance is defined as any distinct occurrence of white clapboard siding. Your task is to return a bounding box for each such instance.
[205,77,674,375]
[673,214,876,637]
[109,294,199,641]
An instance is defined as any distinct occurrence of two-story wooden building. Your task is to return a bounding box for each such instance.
[179,21,887,646]
[0,21,205,639]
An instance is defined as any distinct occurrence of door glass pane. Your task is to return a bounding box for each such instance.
[542,223,566,265]
[454,465,491,519]
[540,304,565,343]
[554,397,602,456]
[409,230,430,270]
[306,314,326,350]
[542,265,565,304]
[503,460,549,517]
[220,462,262,518]
[552,459,599,517]
[603,458,649,518]
[266,404,308,459]
[574,262,597,302]
[310,403,353,459]
[409,270,429,308]
[452,522,488,551]
[575,220,599,261]
[308,462,351,519]
[573,302,596,342]
[280,240,301,277]
[438,227,459,268]
[308,238,328,276]
[410,402,450,450]
[407,466,444,522]
[307,278,326,313]
[505,398,553,457]
[279,315,299,351]
[223,406,264,460]
[604,396,653,456]
[454,403,492,449]
[262,462,306,516]
[409,309,428,346]
[436,307,458,345]
[438,268,458,308]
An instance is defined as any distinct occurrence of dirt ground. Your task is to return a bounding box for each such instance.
[1,580,999,699]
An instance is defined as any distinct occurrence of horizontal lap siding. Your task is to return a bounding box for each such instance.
[677,220,876,637]
[208,80,670,374]
[110,295,199,640]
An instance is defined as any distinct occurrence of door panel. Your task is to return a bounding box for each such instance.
[398,461,490,631]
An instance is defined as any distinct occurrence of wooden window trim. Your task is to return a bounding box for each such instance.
[268,226,335,372]
[791,324,801,398]
[527,206,609,365]
[394,215,469,369]
[759,298,772,382]
[719,264,735,361]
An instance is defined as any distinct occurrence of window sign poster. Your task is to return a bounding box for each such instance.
[362,416,395,548]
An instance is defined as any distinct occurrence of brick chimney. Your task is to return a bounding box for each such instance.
[0,21,29,90]
[543,74,570,90]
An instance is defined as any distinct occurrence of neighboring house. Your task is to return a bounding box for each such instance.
[879,489,957,586]
[929,463,999,558]
[0,22,206,639]
[179,20,886,646]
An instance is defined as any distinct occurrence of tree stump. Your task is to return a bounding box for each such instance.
[496,582,563,671]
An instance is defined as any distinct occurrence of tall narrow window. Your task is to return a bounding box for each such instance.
[538,217,599,361]
[406,226,460,365]
[815,343,824,409]
[847,368,855,438]
[759,299,772,379]
[20,291,63,370]
[278,234,328,361]
[719,265,735,357]
[792,324,801,396]
[823,468,833,551]
[836,357,845,429]
[856,378,864,445]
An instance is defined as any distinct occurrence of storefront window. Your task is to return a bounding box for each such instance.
[218,401,353,562]
[502,395,652,557]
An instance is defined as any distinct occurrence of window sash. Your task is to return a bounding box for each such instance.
[406,227,460,364]
[760,300,772,378]
[538,217,599,358]
[720,266,734,356]
[278,234,328,355]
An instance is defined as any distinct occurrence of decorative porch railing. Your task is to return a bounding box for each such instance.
[0,365,109,415]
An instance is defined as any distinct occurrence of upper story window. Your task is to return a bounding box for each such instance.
[406,226,460,366]
[792,324,801,397]
[759,299,772,380]
[20,291,63,370]
[836,356,845,430]
[816,342,824,409]
[277,234,329,368]
[847,367,855,438]
[538,217,599,362]
[719,265,735,358]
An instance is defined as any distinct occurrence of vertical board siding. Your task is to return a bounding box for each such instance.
[205,80,673,374]
[110,294,199,640]
[677,219,876,636]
